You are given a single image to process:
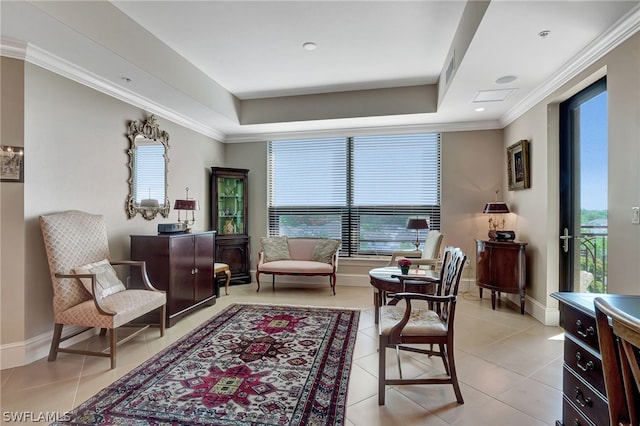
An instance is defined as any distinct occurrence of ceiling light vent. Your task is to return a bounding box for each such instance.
[472,89,516,103]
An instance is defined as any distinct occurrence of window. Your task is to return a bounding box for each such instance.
[268,133,441,256]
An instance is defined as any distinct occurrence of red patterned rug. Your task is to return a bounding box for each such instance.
[52,304,360,425]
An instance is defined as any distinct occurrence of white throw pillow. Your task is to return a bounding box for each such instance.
[73,259,126,299]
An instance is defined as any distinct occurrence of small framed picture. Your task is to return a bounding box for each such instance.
[0,146,24,183]
[507,140,530,191]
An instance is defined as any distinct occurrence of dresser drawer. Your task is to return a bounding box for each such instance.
[563,366,608,426]
[562,396,598,426]
[564,304,599,352]
[564,335,605,395]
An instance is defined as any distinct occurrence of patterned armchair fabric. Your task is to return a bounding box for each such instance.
[40,210,166,369]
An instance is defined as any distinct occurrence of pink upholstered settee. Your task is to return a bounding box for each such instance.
[256,237,341,295]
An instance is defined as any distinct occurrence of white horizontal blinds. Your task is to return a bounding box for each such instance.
[268,133,441,255]
[352,134,441,254]
[134,144,166,205]
[268,138,346,238]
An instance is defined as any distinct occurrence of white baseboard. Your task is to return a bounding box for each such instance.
[0,325,97,370]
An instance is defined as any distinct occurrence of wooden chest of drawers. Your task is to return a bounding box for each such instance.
[551,292,640,426]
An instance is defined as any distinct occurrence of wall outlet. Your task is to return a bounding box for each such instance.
[633,207,640,224]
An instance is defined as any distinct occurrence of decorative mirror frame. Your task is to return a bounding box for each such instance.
[125,115,171,220]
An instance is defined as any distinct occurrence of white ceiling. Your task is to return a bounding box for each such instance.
[2,1,639,142]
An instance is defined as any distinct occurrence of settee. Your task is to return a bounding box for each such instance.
[256,237,341,294]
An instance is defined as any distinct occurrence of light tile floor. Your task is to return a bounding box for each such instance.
[1,284,564,425]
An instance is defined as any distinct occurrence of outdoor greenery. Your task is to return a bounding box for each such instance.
[580,209,608,293]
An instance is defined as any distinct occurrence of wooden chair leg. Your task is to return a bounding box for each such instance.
[256,271,261,292]
[99,328,107,336]
[48,323,63,362]
[224,269,231,295]
[447,343,464,404]
[378,339,387,405]
[109,328,117,369]
[159,305,166,337]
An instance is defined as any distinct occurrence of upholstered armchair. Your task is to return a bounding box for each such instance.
[40,210,166,369]
[387,230,444,271]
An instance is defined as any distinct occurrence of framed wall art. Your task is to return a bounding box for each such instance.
[0,145,24,183]
[507,140,530,191]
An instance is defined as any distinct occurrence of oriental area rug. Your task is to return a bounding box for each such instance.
[52,303,360,426]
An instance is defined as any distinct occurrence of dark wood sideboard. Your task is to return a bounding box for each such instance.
[475,239,527,314]
[130,231,216,327]
[551,292,640,426]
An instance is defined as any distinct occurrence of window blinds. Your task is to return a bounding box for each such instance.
[268,133,441,255]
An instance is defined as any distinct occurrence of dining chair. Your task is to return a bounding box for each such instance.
[595,296,640,426]
[378,246,467,405]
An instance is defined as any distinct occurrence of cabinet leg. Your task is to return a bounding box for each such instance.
[520,295,525,315]
[490,291,496,310]
[479,288,483,299]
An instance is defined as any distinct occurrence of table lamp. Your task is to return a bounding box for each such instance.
[174,187,199,232]
[406,218,429,250]
[483,199,515,241]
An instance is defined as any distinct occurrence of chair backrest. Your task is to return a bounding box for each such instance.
[40,210,111,315]
[436,246,467,322]
[421,230,443,261]
[595,297,640,426]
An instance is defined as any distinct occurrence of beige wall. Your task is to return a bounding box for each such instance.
[504,32,640,319]
[1,57,26,346]
[225,129,504,285]
[0,61,224,367]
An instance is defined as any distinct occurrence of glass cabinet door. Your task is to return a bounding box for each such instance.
[217,176,244,235]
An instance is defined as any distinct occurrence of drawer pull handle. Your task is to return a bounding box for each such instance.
[576,320,595,338]
[575,351,595,372]
[574,386,593,408]
[573,419,581,426]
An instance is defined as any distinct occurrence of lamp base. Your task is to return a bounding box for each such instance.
[488,230,516,241]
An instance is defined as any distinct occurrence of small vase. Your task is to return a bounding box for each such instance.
[400,265,410,275]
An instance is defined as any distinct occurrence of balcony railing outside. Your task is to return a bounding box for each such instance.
[579,225,608,294]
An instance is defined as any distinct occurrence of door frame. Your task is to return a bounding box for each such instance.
[558,77,607,292]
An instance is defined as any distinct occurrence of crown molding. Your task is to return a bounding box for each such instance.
[0,38,27,60]
[0,39,227,142]
[500,5,640,127]
[224,119,502,143]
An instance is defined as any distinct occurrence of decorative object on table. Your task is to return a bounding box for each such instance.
[224,218,235,234]
[406,217,429,250]
[0,145,24,183]
[173,187,199,232]
[483,190,515,241]
[50,303,360,426]
[398,258,412,275]
[507,139,530,190]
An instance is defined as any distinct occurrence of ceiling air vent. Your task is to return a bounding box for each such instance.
[472,89,516,102]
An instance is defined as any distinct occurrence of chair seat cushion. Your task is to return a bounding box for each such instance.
[56,289,166,329]
[379,305,446,336]
[258,260,334,274]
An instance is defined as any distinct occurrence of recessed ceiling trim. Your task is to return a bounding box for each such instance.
[12,40,227,141]
[224,119,502,143]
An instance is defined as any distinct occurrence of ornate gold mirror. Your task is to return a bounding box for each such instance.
[125,115,170,220]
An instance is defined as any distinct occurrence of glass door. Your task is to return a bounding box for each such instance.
[559,77,608,293]
[217,176,245,235]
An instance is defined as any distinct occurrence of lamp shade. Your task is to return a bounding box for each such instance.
[173,199,200,211]
[406,218,429,230]
[483,202,510,214]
